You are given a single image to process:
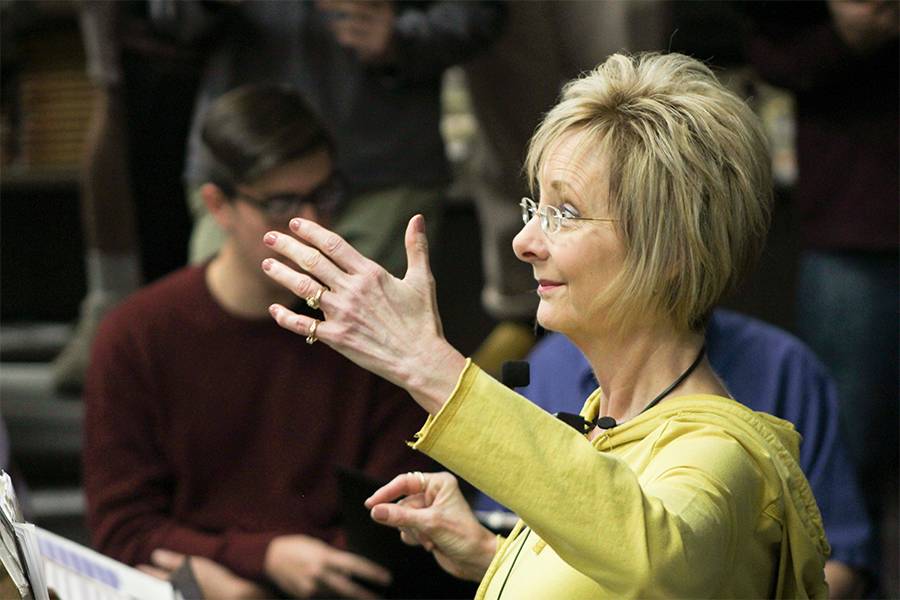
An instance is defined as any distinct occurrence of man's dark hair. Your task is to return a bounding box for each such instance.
[201,82,333,196]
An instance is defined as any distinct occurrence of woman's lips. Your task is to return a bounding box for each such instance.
[537,279,564,295]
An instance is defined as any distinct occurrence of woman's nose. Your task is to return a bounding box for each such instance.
[513,216,547,264]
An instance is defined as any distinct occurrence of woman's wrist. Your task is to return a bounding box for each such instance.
[402,344,469,415]
[461,529,502,582]
[478,531,503,576]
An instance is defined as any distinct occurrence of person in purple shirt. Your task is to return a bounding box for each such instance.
[476,308,875,598]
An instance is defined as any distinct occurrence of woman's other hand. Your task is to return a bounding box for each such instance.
[263,215,467,414]
[365,471,498,582]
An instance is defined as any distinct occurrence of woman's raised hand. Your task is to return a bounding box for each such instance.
[263,215,467,414]
[365,471,498,582]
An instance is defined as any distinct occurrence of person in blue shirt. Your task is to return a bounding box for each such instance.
[476,308,875,599]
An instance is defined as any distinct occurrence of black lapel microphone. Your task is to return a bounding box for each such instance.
[501,360,530,389]
[555,345,707,434]
[555,412,617,433]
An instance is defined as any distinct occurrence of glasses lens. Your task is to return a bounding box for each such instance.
[543,205,562,234]
[521,198,536,225]
[254,174,344,219]
[264,197,296,219]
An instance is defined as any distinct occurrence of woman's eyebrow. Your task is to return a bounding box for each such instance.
[546,180,581,205]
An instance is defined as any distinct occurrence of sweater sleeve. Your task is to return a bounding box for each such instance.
[82,312,274,582]
[412,362,774,597]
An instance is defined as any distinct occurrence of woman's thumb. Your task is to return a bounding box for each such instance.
[371,502,420,530]
[404,215,433,283]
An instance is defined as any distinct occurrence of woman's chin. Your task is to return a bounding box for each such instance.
[535,304,563,334]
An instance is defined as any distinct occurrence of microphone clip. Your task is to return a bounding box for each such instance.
[555,412,617,433]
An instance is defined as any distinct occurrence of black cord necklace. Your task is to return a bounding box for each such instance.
[556,344,707,433]
[496,527,530,598]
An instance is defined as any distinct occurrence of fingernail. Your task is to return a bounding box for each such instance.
[414,215,425,233]
[262,259,272,271]
[371,505,388,522]
[290,218,302,231]
[269,304,279,317]
[264,232,277,245]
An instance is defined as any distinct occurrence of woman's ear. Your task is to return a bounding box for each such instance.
[201,183,232,229]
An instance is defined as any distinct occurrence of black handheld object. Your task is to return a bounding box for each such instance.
[501,360,530,389]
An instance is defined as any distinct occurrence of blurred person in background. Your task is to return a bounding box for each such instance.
[148,0,506,279]
[53,0,199,393]
[736,2,899,595]
[83,83,438,599]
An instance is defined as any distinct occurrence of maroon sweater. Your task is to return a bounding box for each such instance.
[83,265,436,583]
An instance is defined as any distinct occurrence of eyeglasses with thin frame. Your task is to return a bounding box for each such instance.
[520,197,618,234]
[237,173,344,220]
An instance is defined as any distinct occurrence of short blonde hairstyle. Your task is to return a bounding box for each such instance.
[526,53,772,333]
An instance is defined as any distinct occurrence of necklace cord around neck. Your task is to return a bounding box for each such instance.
[638,344,707,417]
[590,344,707,430]
[555,344,709,433]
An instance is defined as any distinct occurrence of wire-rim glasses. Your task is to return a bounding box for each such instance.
[237,173,344,220]
[520,197,618,234]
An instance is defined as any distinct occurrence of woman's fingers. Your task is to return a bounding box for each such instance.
[289,217,371,276]
[262,258,326,305]
[268,304,322,342]
[263,217,389,299]
[262,231,346,292]
[365,472,427,509]
[369,502,424,533]
[370,499,437,551]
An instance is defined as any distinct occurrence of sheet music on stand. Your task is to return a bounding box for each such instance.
[1,470,179,600]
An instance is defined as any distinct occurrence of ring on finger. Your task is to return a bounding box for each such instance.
[409,471,426,491]
[306,319,320,345]
[306,286,327,310]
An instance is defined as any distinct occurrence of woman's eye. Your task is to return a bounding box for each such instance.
[558,204,580,219]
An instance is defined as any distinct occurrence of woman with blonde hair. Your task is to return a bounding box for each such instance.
[261,53,830,598]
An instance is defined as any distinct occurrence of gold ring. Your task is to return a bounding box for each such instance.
[306,287,326,310]
[306,319,320,345]
[410,471,426,491]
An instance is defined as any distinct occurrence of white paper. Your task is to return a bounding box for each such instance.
[35,527,175,600]
[14,523,48,600]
